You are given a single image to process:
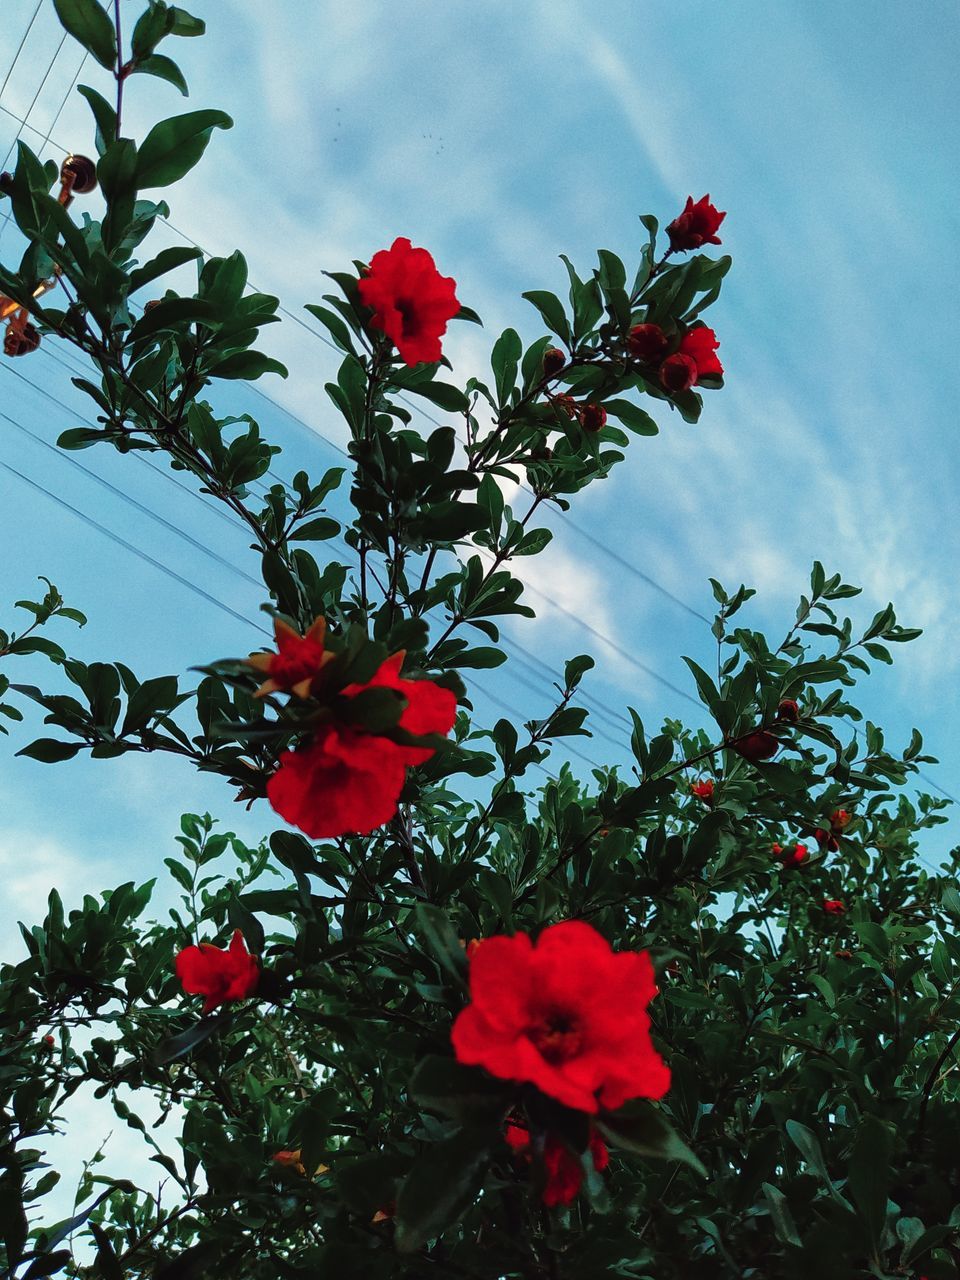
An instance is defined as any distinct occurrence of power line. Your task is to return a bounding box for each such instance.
[0,456,270,635]
[0,30,68,249]
[0,2,44,102]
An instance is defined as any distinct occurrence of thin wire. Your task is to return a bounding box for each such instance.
[0,405,265,589]
[0,456,270,635]
[0,29,67,185]
[0,2,44,102]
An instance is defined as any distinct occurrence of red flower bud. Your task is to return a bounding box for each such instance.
[504,1122,609,1206]
[776,698,800,723]
[666,194,726,253]
[830,808,851,833]
[773,842,808,868]
[627,323,668,365]
[823,899,846,916]
[553,393,579,419]
[41,1034,55,1048]
[690,779,714,805]
[659,352,698,393]
[542,347,566,376]
[3,321,40,356]
[732,730,778,763]
[834,949,854,960]
[580,402,607,433]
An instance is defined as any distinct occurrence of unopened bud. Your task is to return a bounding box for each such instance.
[580,402,607,433]
[4,322,40,356]
[542,347,566,376]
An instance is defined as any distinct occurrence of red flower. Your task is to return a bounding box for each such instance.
[175,929,260,1014]
[247,617,332,698]
[627,323,669,365]
[267,654,457,838]
[814,827,839,852]
[823,899,846,916]
[732,730,778,762]
[580,402,607,433]
[357,237,459,366]
[666,194,726,252]
[451,920,670,1114]
[773,842,808,868]
[690,778,714,805]
[776,698,800,723]
[505,1122,609,1207]
[542,347,566,376]
[830,808,851,833]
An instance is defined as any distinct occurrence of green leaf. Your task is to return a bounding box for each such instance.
[128,245,203,294]
[491,327,522,406]
[168,6,205,36]
[414,904,469,985]
[206,350,288,380]
[152,1011,231,1065]
[606,397,659,436]
[97,138,138,202]
[290,516,340,541]
[395,1127,491,1253]
[131,2,176,57]
[408,1055,510,1123]
[596,1101,706,1175]
[762,1182,801,1248]
[16,738,82,763]
[132,53,189,96]
[136,110,232,189]
[53,0,118,70]
[404,380,469,413]
[521,289,570,344]
[847,1115,895,1242]
[77,85,117,156]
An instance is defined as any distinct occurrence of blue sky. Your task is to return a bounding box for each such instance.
[1,0,958,941]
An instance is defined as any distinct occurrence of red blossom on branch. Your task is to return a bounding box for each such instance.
[690,778,715,805]
[175,929,260,1014]
[666,194,726,252]
[504,1122,609,1206]
[773,842,808,868]
[451,920,670,1114]
[659,326,724,393]
[266,653,457,838]
[247,617,332,698]
[357,236,460,366]
[823,899,847,916]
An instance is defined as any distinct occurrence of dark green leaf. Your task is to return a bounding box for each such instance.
[53,0,118,70]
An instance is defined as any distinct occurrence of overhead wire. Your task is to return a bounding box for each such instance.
[0,94,953,805]
[0,2,44,102]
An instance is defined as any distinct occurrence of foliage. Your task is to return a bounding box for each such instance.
[0,4,957,1279]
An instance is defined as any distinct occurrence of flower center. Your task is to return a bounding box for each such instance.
[530,1008,582,1064]
[396,297,421,338]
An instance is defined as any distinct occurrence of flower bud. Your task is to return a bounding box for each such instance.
[823,898,846,916]
[666,194,726,253]
[732,730,778,762]
[659,352,698,393]
[542,347,566,376]
[776,698,799,722]
[61,154,97,194]
[3,322,40,356]
[814,827,840,853]
[627,323,668,364]
[834,949,854,960]
[829,808,851,833]
[580,402,607,433]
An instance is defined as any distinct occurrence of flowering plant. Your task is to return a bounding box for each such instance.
[0,5,955,1280]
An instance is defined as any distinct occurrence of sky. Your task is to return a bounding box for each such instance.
[0,0,958,1230]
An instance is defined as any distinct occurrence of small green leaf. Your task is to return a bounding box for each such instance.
[16,738,82,763]
[53,0,118,70]
[132,54,189,96]
[136,110,232,189]
[596,1101,706,1175]
[206,351,287,380]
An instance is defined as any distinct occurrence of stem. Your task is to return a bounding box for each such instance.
[917,1023,960,1135]
[113,0,124,138]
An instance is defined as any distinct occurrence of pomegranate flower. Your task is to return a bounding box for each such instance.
[247,617,332,698]
[451,920,670,1114]
[358,236,460,366]
[175,929,260,1014]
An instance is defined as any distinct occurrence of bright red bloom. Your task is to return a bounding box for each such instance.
[776,698,800,723]
[666,194,726,252]
[773,842,808,868]
[505,1122,609,1207]
[677,326,724,384]
[357,237,459,366]
[733,730,778,763]
[451,920,670,1114]
[175,929,260,1014]
[814,827,840,852]
[823,899,847,916]
[830,808,852,833]
[627,323,669,365]
[580,402,607,433]
[247,617,332,698]
[690,778,714,804]
[267,654,457,838]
